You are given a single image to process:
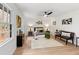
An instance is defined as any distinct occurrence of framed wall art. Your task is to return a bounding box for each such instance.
[36,20,43,25]
[62,18,72,25]
[16,15,21,28]
[53,21,56,25]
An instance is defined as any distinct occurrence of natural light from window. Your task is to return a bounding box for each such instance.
[0,4,11,43]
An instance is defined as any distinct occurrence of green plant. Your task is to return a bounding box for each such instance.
[45,31,50,39]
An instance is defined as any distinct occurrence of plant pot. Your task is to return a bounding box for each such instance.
[45,31,50,39]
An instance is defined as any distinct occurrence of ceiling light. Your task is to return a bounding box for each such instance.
[44,14,47,17]
[45,24,49,27]
[43,10,53,17]
[28,24,33,27]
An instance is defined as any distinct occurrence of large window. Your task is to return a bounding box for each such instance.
[0,4,11,43]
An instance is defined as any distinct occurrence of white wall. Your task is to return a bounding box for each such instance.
[0,3,24,55]
[23,14,56,35]
[55,9,79,44]
[22,5,79,45]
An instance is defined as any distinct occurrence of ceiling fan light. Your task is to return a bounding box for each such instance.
[44,14,47,17]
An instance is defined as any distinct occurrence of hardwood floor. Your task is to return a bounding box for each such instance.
[14,36,79,55]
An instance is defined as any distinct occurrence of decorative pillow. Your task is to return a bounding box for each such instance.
[62,32,67,36]
[66,33,70,37]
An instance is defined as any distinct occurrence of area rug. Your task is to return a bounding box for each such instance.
[31,35,64,49]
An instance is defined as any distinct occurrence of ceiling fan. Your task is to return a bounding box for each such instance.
[45,11,53,15]
[44,11,53,17]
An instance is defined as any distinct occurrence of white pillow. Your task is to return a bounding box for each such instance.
[62,32,67,36]
[66,33,70,37]
[62,32,70,37]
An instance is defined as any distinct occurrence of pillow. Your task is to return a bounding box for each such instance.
[62,32,67,36]
[66,33,70,37]
[62,32,70,37]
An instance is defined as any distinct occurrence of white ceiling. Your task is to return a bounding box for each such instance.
[16,3,79,17]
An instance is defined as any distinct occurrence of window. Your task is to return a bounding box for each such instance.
[0,4,11,43]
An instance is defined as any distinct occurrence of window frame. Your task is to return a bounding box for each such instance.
[0,3,12,43]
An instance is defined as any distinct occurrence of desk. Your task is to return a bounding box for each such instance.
[76,37,79,47]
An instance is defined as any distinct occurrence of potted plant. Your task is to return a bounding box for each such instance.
[45,30,50,39]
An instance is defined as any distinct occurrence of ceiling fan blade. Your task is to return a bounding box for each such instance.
[47,12,53,15]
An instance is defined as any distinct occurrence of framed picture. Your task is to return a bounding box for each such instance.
[53,21,56,25]
[36,20,43,25]
[16,16,21,28]
[62,18,72,25]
